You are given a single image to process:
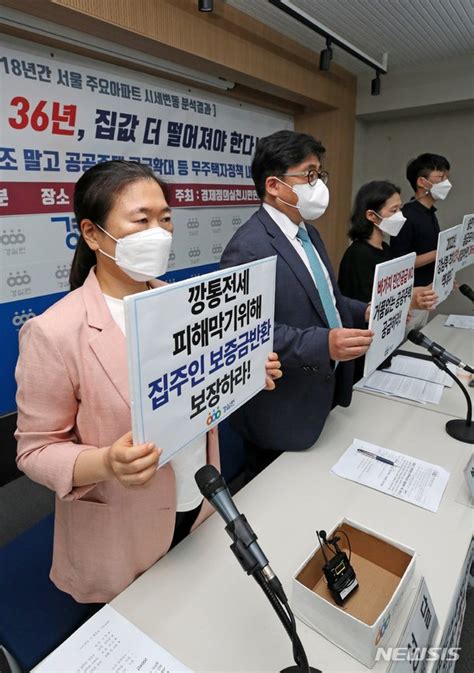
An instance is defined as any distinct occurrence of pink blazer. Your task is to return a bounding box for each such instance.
[15,268,220,603]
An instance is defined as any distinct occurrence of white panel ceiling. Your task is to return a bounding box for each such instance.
[226,0,474,74]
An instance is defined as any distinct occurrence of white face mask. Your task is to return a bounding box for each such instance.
[96,224,172,281]
[427,178,452,201]
[276,178,330,220]
[373,210,406,237]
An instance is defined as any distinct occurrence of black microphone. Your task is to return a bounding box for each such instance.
[407,330,474,373]
[195,465,272,576]
[459,284,474,303]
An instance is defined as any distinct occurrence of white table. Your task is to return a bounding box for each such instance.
[357,314,474,419]
[111,393,473,673]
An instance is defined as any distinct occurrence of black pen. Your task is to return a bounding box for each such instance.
[357,448,398,467]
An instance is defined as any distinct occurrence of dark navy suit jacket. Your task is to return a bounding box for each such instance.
[220,206,367,452]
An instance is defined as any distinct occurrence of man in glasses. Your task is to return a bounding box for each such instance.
[220,129,372,479]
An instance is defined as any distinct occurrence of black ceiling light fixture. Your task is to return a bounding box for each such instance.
[269,0,388,94]
[198,0,214,11]
[319,38,333,71]
[371,70,381,96]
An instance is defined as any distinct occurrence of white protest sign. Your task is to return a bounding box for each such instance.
[432,224,462,305]
[456,213,474,271]
[364,253,415,378]
[388,577,438,673]
[124,257,276,464]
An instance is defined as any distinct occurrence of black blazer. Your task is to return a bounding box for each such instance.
[220,206,367,452]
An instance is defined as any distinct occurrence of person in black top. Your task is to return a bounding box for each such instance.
[338,180,437,381]
[390,153,451,287]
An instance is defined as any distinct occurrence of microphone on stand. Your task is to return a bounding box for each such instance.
[195,465,321,673]
[406,330,474,444]
[459,284,474,303]
[407,330,474,373]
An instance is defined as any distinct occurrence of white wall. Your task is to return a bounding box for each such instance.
[357,54,474,118]
[353,59,474,316]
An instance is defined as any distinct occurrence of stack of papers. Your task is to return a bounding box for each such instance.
[445,314,474,329]
[36,605,193,672]
[331,439,450,512]
[354,355,454,404]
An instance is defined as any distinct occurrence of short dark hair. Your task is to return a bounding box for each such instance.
[406,153,450,192]
[70,160,168,290]
[349,180,401,241]
[251,130,325,199]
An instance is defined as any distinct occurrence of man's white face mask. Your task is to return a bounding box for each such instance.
[96,223,172,281]
[276,178,330,221]
[425,178,452,201]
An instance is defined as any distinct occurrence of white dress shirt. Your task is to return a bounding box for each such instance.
[262,203,341,324]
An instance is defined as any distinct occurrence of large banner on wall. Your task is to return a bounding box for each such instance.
[0,34,292,414]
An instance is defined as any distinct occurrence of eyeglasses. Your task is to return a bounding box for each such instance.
[281,169,329,186]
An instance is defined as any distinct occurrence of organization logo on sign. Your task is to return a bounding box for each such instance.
[7,270,31,287]
[206,406,222,425]
[211,243,223,256]
[232,216,242,228]
[1,229,26,245]
[210,217,222,230]
[187,218,200,234]
[375,613,391,645]
[12,308,36,329]
[55,264,70,280]
[188,246,201,260]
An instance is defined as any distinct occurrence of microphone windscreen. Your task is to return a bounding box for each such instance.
[407,329,423,345]
[459,284,474,300]
[195,464,225,497]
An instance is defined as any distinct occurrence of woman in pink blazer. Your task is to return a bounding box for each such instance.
[15,161,282,604]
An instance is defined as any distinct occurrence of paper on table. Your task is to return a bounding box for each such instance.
[35,604,193,672]
[331,439,450,512]
[354,369,445,404]
[385,355,454,387]
[445,314,474,330]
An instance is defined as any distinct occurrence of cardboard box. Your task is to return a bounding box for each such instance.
[292,519,416,668]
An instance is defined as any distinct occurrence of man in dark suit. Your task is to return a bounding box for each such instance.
[220,130,373,476]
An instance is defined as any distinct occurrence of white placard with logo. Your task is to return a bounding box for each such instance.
[124,258,276,464]
[464,453,474,499]
[387,577,438,673]
[432,224,462,305]
[456,213,474,271]
[364,253,416,378]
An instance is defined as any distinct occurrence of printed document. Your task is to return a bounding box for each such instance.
[384,355,454,387]
[331,439,449,512]
[354,369,445,404]
[35,604,192,672]
[445,314,474,330]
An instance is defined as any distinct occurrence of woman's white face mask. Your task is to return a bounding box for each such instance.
[276,178,330,221]
[96,223,172,281]
[373,210,406,237]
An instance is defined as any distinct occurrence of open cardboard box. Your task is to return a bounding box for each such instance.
[292,518,416,668]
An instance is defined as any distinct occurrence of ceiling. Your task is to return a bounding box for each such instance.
[226,0,474,75]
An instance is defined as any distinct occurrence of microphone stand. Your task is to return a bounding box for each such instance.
[395,349,474,443]
[226,514,321,673]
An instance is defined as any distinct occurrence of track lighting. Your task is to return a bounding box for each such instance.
[371,71,381,96]
[319,38,333,72]
[198,0,214,11]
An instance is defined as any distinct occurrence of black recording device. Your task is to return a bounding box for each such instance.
[317,529,358,606]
